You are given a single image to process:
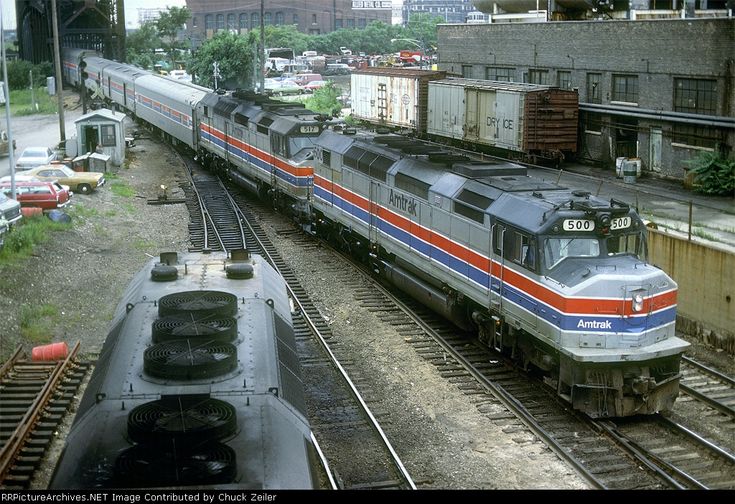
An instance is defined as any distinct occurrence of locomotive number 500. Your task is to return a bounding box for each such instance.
[562,219,595,231]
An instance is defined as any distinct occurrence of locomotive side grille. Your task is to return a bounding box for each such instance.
[115,442,237,487]
[152,315,237,343]
[158,290,238,318]
[127,395,238,446]
[143,340,238,379]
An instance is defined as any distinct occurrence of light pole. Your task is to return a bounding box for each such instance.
[391,38,426,69]
[1,6,16,199]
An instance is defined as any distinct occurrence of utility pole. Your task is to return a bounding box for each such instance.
[213,61,220,90]
[50,0,66,145]
[0,6,17,199]
[259,0,265,95]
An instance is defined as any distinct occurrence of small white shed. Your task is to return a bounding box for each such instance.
[74,108,126,166]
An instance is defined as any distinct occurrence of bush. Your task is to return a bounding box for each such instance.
[684,152,735,196]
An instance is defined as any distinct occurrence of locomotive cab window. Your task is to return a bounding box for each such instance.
[271,133,287,157]
[543,237,600,269]
[510,232,536,271]
[606,231,646,260]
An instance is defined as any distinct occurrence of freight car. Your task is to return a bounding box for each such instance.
[50,250,318,489]
[61,49,687,418]
[350,69,578,164]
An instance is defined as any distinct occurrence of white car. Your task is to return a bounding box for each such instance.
[15,146,57,171]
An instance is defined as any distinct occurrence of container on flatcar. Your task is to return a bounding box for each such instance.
[426,78,579,159]
[350,68,446,134]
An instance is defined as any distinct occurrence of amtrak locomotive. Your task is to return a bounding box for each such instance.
[49,250,318,488]
[62,49,688,418]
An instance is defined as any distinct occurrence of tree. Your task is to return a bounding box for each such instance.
[126,21,159,69]
[156,7,191,70]
[187,31,257,90]
[305,82,342,117]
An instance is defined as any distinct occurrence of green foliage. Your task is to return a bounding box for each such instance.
[20,303,59,343]
[110,180,135,197]
[0,214,72,262]
[188,31,257,89]
[305,82,342,116]
[126,21,160,69]
[7,89,58,116]
[684,152,735,196]
[4,60,55,90]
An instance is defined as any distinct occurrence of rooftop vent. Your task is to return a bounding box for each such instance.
[143,340,238,380]
[158,290,237,319]
[152,315,237,344]
[115,442,237,487]
[127,396,237,446]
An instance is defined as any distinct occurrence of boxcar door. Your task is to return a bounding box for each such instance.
[464,88,479,142]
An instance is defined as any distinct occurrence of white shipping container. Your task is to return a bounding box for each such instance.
[350,72,420,130]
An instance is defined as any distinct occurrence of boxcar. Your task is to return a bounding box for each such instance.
[427,78,578,161]
[350,68,446,134]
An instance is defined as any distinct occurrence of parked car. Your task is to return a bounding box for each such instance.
[0,216,8,250]
[0,191,23,225]
[324,63,351,76]
[291,73,324,86]
[302,80,329,93]
[15,146,57,171]
[263,78,303,96]
[24,165,105,194]
[0,180,72,211]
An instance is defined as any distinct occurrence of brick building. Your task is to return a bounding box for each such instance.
[185,0,391,43]
[437,18,735,179]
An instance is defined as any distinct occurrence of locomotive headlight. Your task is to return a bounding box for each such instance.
[598,213,612,235]
[632,292,644,312]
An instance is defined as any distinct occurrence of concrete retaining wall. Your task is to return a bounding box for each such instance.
[648,228,734,354]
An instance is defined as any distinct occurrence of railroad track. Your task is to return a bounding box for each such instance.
[679,355,735,419]
[0,343,89,489]
[183,170,415,489]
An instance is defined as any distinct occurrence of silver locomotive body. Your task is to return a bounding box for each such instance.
[50,251,317,489]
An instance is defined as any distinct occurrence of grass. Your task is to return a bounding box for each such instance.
[109,179,135,198]
[0,214,72,263]
[2,88,59,116]
[20,303,59,344]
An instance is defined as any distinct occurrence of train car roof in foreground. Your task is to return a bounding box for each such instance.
[135,74,210,107]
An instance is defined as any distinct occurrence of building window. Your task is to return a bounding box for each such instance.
[583,112,603,133]
[586,73,601,104]
[239,13,248,29]
[251,13,259,26]
[557,71,571,90]
[612,74,638,103]
[358,18,367,28]
[462,65,472,78]
[227,14,236,30]
[674,78,717,115]
[275,12,284,25]
[672,125,718,149]
[528,69,549,85]
[312,14,317,24]
[264,12,272,25]
[346,18,355,27]
[335,19,343,29]
[205,14,214,30]
[293,13,298,24]
[485,67,514,82]
[101,125,116,146]
[216,14,224,30]
[192,17,198,28]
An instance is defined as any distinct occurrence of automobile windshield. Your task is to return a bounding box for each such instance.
[24,148,48,157]
[543,237,600,269]
[59,166,76,177]
[606,231,645,260]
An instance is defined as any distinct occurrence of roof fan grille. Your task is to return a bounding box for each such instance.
[144,340,237,380]
[158,290,238,318]
[127,396,237,445]
[152,315,237,343]
[115,442,237,487]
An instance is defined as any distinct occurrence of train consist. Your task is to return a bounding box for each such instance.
[49,250,318,489]
[62,49,688,418]
[350,68,578,164]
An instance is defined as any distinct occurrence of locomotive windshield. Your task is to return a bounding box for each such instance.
[543,237,600,269]
[290,135,318,157]
[543,230,646,269]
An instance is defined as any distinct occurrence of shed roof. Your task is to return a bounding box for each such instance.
[74,108,127,124]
